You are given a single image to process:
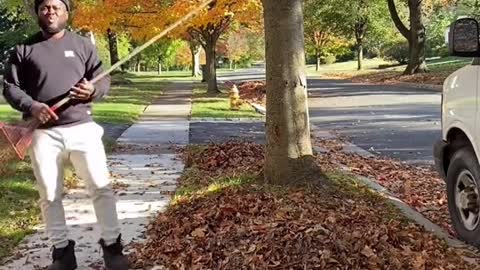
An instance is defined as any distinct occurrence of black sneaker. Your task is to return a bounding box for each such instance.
[47,240,77,270]
[99,234,129,270]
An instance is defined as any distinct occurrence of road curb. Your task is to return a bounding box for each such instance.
[310,124,478,255]
[190,118,265,122]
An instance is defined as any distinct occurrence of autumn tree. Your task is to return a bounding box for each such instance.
[73,0,125,67]
[220,26,251,70]
[184,35,202,77]
[303,0,343,71]
[142,39,181,73]
[263,0,319,184]
[387,0,428,74]
[186,0,262,94]
[174,40,192,71]
[342,0,387,70]
[75,0,262,92]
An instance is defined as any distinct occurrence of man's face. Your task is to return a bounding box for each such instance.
[37,0,68,34]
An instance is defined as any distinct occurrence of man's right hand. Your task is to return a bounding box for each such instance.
[30,102,59,124]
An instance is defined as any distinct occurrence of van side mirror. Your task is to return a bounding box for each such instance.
[449,18,480,57]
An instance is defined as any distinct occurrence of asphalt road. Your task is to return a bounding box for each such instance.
[218,68,442,165]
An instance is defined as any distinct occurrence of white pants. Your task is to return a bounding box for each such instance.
[29,121,120,248]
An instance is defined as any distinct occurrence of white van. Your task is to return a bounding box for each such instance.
[434,18,480,246]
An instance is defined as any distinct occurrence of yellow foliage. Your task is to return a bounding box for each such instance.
[73,0,263,42]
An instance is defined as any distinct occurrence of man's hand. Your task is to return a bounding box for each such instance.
[70,78,95,100]
[31,102,59,124]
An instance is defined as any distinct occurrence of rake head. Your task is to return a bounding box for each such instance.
[0,122,34,161]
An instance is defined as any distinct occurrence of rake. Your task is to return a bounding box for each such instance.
[0,0,213,163]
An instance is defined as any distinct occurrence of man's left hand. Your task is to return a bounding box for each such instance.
[70,78,95,100]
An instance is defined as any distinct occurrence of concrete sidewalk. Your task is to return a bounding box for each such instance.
[0,82,192,270]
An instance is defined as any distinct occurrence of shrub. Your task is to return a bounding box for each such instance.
[323,54,337,65]
[384,41,409,64]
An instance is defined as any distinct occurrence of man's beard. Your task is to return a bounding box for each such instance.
[38,18,67,34]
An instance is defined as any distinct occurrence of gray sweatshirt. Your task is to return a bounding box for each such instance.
[2,30,110,128]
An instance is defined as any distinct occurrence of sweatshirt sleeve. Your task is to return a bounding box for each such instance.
[84,41,110,100]
[2,46,35,112]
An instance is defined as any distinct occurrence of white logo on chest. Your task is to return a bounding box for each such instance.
[64,50,75,58]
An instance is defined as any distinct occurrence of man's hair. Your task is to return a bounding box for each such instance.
[34,0,70,13]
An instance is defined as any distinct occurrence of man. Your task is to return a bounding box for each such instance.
[2,0,129,269]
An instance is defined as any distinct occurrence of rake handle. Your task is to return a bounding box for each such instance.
[30,0,214,128]
[54,0,214,111]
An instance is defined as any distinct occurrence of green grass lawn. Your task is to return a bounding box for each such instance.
[0,73,165,125]
[0,72,165,260]
[0,161,40,259]
[191,88,262,119]
[93,74,164,124]
[124,70,202,82]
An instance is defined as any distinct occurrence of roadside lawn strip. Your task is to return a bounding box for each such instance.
[308,56,471,86]
[129,142,480,269]
[191,87,262,119]
[0,72,164,261]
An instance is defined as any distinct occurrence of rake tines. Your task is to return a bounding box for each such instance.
[0,122,34,161]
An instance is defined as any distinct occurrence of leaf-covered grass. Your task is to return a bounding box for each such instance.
[191,88,261,119]
[314,56,472,86]
[306,58,394,76]
[130,142,478,269]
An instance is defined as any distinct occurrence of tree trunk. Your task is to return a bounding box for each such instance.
[229,60,233,70]
[316,49,321,71]
[355,21,367,71]
[205,38,219,94]
[405,0,427,74]
[107,29,119,67]
[158,62,162,75]
[387,0,427,74]
[263,0,319,185]
[357,43,363,71]
[190,43,201,77]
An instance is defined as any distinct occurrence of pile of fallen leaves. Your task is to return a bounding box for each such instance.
[315,139,453,235]
[184,141,264,177]
[129,142,480,269]
[237,81,266,105]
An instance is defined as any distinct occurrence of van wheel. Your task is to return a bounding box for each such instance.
[447,147,480,246]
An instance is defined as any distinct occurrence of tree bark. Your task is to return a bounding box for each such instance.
[315,49,321,71]
[205,37,219,94]
[190,42,201,77]
[355,22,366,71]
[107,28,119,67]
[188,19,231,94]
[263,0,319,185]
[357,44,363,70]
[387,0,427,74]
[405,0,427,74]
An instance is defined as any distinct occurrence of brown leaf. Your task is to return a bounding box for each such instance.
[413,254,426,270]
[361,246,375,258]
[191,227,206,238]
